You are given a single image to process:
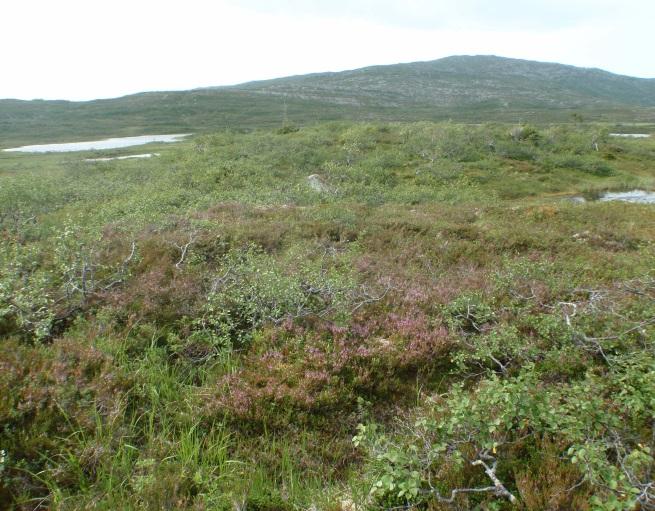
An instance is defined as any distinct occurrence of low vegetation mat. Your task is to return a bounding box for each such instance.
[1,122,654,510]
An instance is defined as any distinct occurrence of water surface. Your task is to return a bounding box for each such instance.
[3,134,190,153]
[569,189,655,204]
[609,133,651,139]
[598,190,655,204]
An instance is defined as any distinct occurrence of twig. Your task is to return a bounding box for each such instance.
[472,452,518,504]
[174,232,196,269]
[421,451,517,505]
[351,283,393,313]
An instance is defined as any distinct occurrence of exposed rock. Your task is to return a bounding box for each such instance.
[307,174,332,193]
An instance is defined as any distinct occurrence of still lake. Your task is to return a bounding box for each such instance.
[3,134,191,153]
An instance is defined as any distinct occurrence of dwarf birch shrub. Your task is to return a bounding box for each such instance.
[0,243,54,340]
[356,357,655,510]
[199,245,358,349]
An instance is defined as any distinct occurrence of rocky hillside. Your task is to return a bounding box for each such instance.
[230,55,655,109]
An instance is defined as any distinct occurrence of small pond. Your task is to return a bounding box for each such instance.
[3,134,190,153]
[609,133,651,139]
[569,190,655,204]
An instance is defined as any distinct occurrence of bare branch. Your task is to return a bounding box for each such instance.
[420,451,517,505]
[472,452,518,504]
[351,283,393,313]
[173,232,196,269]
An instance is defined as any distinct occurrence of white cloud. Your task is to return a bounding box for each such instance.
[0,0,652,100]
[231,0,622,30]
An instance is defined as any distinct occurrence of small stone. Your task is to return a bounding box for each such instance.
[307,174,331,193]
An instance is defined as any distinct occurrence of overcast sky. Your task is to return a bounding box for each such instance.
[2,0,653,101]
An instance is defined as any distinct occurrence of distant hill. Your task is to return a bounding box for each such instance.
[2,55,655,146]
[232,55,655,109]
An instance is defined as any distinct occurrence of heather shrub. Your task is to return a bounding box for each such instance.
[206,305,454,430]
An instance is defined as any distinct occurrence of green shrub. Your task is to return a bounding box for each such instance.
[198,245,357,349]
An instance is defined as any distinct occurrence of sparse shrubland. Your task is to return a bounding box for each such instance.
[1,122,654,510]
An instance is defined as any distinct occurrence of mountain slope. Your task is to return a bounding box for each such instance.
[232,55,655,109]
[2,55,655,146]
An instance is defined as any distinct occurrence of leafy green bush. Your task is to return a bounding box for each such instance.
[509,124,541,144]
[356,345,655,509]
[545,155,615,176]
[496,141,537,161]
[198,245,357,349]
[0,243,54,340]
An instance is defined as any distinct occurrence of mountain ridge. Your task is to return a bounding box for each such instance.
[2,55,655,147]
[228,55,655,108]
[224,55,655,89]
